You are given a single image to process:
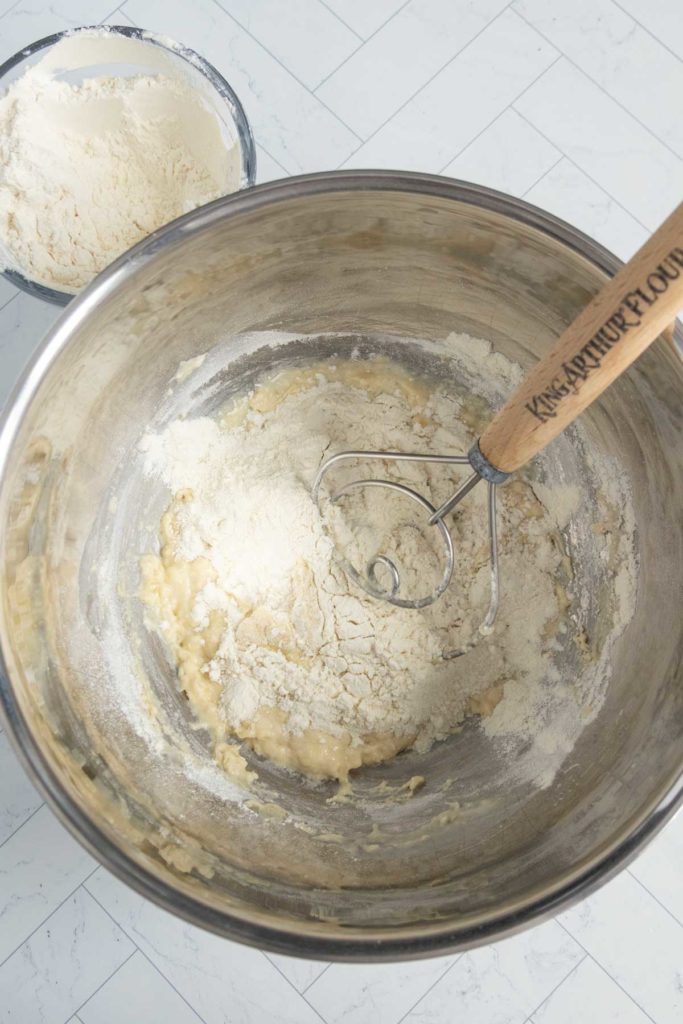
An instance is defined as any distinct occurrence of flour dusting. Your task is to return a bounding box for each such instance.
[139,344,636,786]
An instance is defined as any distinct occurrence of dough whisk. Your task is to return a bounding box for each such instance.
[313,202,683,631]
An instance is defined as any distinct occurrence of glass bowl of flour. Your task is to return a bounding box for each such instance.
[0,25,256,305]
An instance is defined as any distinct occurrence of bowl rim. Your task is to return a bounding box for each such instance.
[0,22,257,307]
[0,170,681,961]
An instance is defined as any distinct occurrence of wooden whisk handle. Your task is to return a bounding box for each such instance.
[478,202,683,476]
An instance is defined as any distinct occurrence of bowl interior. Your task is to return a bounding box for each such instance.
[1,179,681,956]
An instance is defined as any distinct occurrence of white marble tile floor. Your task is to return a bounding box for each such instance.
[0,1,681,1021]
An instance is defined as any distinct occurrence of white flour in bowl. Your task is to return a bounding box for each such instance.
[139,348,637,788]
[0,32,240,290]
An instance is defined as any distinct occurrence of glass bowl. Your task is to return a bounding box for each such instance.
[0,24,256,306]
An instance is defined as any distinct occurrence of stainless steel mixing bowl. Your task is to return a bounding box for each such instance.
[0,173,681,960]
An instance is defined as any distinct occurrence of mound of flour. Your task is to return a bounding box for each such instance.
[0,32,239,289]
[139,357,600,783]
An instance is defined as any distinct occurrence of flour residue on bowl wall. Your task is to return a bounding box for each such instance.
[445,331,638,789]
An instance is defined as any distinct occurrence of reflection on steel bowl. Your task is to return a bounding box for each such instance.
[0,172,681,960]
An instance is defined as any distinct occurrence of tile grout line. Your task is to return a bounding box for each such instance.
[314,0,413,90]
[68,946,138,1024]
[497,51,562,119]
[394,953,465,1023]
[299,988,331,1024]
[0,864,100,970]
[611,0,683,67]
[261,951,329,995]
[262,951,329,1023]
[511,106,653,232]
[438,101,561,178]
[120,947,206,1024]
[556,919,658,1024]
[521,153,565,197]
[0,800,44,849]
[434,53,563,177]
[338,1,518,164]
[99,1,126,23]
[513,8,683,162]
[256,141,291,177]
[627,868,683,929]
[210,0,363,142]
[317,0,364,42]
[436,107,512,174]
[0,0,22,23]
[521,951,589,1023]
[303,961,331,993]
[0,288,19,318]
[116,5,142,31]
[83,881,212,1024]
